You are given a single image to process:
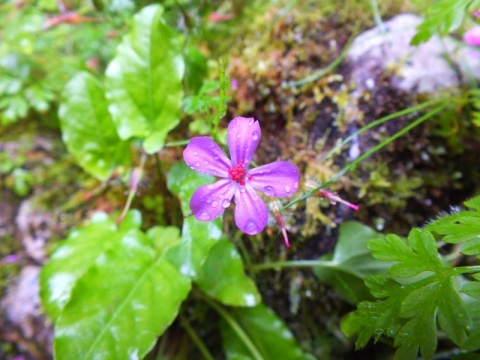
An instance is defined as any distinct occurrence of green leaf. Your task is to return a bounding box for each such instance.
[314,221,389,304]
[40,212,118,321]
[54,228,191,360]
[58,72,131,180]
[411,0,480,45]
[196,240,260,307]
[426,196,480,257]
[105,4,184,154]
[368,229,445,277]
[166,163,223,278]
[342,227,473,359]
[340,275,407,349]
[220,304,314,360]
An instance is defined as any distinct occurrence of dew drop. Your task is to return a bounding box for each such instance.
[207,184,214,190]
[199,212,211,220]
[252,131,259,141]
[195,162,200,167]
[222,199,231,208]
[211,201,218,208]
[263,186,276,197]
[293,182,298,189]
[240,187,246,193]
[193,151,198,156]
[285,185,291,193]
[458,312,465,318]
[209,142,215,148]
[236,133,241,139]
[399,332,409,338]
[248,119,254,126]
[213,154,219,160]
[245,219,258,234]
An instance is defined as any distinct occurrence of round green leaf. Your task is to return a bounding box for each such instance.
[54,229,191,360]
[58,72,131,180]
[196,240,260,307]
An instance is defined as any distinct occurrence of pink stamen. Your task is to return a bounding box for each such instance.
[228,164,245,182]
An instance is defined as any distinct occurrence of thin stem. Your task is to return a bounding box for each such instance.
[455,265,480,275]
[117,152,147,223]
[368,0,385,33]
[165,139,190,147]
[252,260,334,271]
[322,98,444,163]
[202,296,264,360]
[180,316,214,360]
[281,104,448,211]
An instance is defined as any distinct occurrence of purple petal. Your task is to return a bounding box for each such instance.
[234,184,268,235]
[227,117,261,169]
[248,161,300,198]
[190,179,237,221]
[184,137,231,177]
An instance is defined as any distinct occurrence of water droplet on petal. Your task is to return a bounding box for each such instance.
[213,154,219,160]
[240,187,246,193]
[193,151,198,156]
[252,131,259,141]
[293,182,298,189]
[236,133,241,139]
[222,199,231,208]
[207,184,214,190]
[248,119,254,126]
[285,185,291,193]
[245,219,258,234]
[195,162,200,167]
[211,201,218,208]
[209,142,215,148]
[263,186,276,196]
[199,212,211,220]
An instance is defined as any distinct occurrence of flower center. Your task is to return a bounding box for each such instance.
[228,164,253,186]
[228,164,245,182]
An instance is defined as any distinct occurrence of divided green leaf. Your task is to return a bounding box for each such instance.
[411,0,480,45]
[342,228,474,359]
[426,195,480,257]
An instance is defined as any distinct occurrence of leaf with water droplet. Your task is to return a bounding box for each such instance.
[196,240,260,307]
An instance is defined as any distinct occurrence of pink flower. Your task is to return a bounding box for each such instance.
[464,26,480,47]
[183,116,300,235]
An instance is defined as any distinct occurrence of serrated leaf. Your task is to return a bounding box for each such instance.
[196,240,260,307]
[368,229,445,277]
[166,163,222,278]
[411,0,479,45]
[340,275,407,348]
[54,228,191,360]
[58,72,131,180]
[220,304,314,360]
[40,212,118,321]
[426,196,480,256]
[343,227,473,359]
[314,221,389,304]
[105,4,184,154]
